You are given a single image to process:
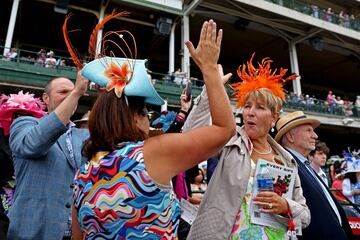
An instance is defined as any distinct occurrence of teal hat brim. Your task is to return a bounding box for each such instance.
[82,57,164,106]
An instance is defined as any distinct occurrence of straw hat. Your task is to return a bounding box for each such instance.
[274,111,320,142]
[74,111,90,126]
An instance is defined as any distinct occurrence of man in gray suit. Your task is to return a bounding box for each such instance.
[7,72,89,239]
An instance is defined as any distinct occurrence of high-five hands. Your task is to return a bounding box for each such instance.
[185,20,222,71]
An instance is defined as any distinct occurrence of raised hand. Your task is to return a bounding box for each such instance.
[180,92,192,113]
[74,71,89,97]
[217,64,232,84]
[185,19,222,72]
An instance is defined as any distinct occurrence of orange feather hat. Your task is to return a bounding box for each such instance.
[230,53,299,108]
[62,10,129,70]
[62,10,139,98]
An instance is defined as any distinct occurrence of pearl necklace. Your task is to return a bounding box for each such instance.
[253,142,272,155]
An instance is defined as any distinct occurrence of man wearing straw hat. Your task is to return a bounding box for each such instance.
[275,111,353,239]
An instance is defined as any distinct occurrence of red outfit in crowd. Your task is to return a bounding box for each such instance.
[332,179,347,202]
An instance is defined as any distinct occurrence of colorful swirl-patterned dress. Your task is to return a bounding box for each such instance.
[73,141,181,239]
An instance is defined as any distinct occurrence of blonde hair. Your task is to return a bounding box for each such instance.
[243,88,282,114]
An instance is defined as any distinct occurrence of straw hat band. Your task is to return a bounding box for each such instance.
[277,115,307,132]
[274,111,320,142]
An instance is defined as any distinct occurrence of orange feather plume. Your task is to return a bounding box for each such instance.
[230,53,298,108]
[62,14,83,70]
[88,10,129,59]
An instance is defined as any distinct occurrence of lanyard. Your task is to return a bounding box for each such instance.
[65,127,77,170]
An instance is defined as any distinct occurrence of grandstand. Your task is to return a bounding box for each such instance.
[1,0,360,153]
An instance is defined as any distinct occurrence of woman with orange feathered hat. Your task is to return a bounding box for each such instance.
[183,54,310,240]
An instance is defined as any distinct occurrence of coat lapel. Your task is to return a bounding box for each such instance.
[295,157,329,199]
[71,128,84,167]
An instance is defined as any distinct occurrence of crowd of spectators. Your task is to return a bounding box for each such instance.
[2,47,71,69]
[326,151,360,203]
[285,91,360,117]
[306,142,360,220]
[269,0,360,31]
[3,48,17,62]
[309,6,358,29]
[325,90,357,116]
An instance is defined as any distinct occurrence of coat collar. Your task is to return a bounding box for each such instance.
[225,125,297,167]
[225,126,249,148]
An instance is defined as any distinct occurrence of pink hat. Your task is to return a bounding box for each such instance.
[0,91,46,136]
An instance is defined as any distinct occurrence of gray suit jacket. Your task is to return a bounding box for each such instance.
[7,112,89,240]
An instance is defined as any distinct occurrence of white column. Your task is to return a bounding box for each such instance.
[169,22,177,74]
[96,2,107,56]
[181,15,190,77]
[289,42,302,96]
[3,0,20,56]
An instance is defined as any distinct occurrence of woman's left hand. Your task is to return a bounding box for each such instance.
[185,20,222,71]
[253,191,289,215]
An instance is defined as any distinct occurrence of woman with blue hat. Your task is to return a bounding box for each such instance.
[63,12,235,240]
[341,151,360,204]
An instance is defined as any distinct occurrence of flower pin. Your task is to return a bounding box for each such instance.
[104,61,132,97]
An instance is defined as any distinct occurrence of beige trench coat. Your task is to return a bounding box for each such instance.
[183,88,310,240]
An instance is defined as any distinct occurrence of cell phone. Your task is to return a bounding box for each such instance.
[185,81,192,102]
[89,82,96,91]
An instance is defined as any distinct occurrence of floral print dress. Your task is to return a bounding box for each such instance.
[230,158,286,240]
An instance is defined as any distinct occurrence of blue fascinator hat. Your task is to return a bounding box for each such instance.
[63,10,164,105]
[82,57,164,106]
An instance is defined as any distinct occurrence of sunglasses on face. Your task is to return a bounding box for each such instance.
[139,109,150,119]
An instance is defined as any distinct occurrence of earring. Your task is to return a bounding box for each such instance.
[271,122,275,133]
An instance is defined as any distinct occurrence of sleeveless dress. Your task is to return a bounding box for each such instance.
[73,141,180,239]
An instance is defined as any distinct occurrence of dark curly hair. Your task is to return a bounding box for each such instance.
[309,141,330,157]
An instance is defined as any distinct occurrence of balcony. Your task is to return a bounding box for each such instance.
[0,47,203,106]
[266,0,360,32]
[1,46,359,127]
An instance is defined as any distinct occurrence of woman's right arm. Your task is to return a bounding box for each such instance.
[144,20,235,186]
